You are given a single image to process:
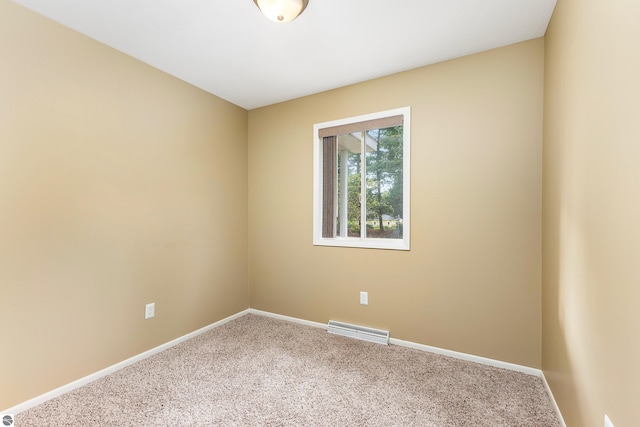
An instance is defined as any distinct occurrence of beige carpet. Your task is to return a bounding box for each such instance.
[17,314,559,426]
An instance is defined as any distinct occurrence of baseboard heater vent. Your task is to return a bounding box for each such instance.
[327,320,389,345]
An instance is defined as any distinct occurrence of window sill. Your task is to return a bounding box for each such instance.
[313,237,410,251]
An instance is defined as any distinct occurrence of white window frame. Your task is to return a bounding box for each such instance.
[313,106,411,250]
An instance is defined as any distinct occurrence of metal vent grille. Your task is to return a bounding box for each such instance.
[327,320,389,345]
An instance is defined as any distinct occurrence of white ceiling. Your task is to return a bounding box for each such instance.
[13,0,557,110]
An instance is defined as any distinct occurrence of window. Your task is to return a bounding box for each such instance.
[313,107,410,250]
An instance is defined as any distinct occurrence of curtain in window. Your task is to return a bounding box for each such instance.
[322,136,336,238]
[318,115,403,138]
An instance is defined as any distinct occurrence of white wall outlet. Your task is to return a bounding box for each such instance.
[604,415,614,427]
[360,291,368,305]
[145,302,155,319]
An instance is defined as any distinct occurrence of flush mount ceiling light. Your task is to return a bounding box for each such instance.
[253,0,309,23]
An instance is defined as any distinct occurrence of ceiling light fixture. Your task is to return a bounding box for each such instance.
[253,0,309,23]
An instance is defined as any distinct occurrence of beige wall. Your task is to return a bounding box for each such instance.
[543,0,640,425]
[0,1,248,409]
[249,39,544,368]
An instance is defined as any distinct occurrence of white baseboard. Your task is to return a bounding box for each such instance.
[541,371,567,427]
[4,309,250,414]
[389,336,542,376]
[6,306,566,427]
[248,308,326,329]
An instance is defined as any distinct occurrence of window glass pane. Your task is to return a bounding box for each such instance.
[321,136,337,237]
[364,125,403,239]
[337,134,362,237]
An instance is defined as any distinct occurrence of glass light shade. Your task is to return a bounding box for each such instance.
[254,0,308,23]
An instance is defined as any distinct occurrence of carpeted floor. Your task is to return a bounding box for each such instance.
[17,314,560,426]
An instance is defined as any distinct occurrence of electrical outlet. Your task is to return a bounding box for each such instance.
[604,415,614,427]
[145,303,155,319]
[360,291,368,305]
